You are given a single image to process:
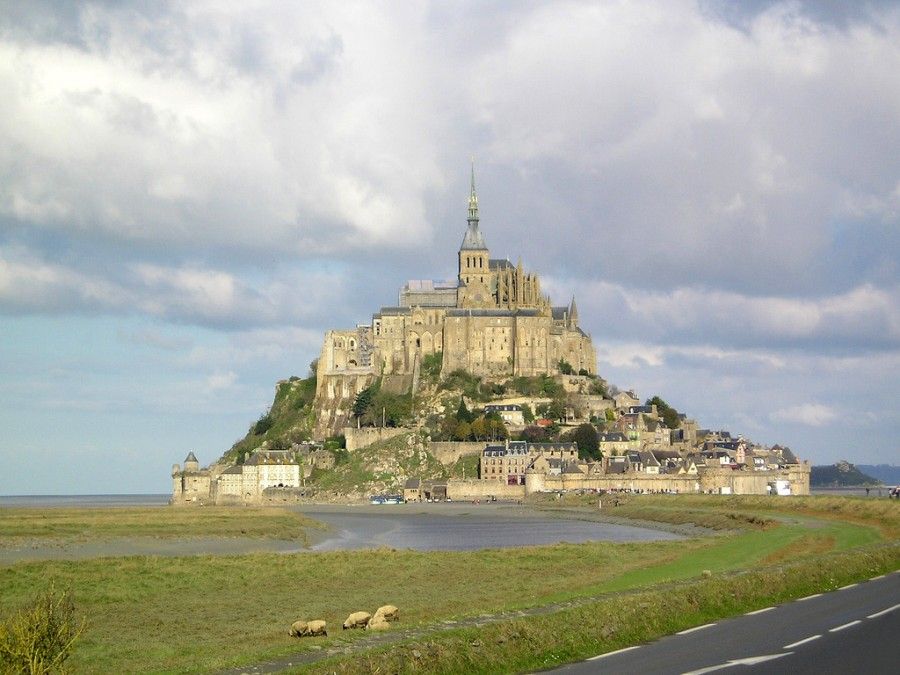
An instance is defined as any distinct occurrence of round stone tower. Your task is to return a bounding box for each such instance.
[524,469,545,496]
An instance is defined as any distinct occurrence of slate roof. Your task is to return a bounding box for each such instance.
[184,451,198,463]
[562,461,585,475]
[639,451,661,467]
[244,450,296,466]
[446,308,541,317]
[527,442,577,453]
[404,478,421,489]
[460,222,487,250]
[376,306,412,316]
[489,258,514,270]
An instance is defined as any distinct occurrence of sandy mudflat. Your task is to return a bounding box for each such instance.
[297,501,684,551]
[0,536,307,563]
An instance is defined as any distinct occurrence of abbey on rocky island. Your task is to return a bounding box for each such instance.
[316,166,597,409]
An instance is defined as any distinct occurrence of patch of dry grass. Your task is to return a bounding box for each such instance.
[761,534,836,564]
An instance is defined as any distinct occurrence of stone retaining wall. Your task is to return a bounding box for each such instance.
[427,441,485,466]
[343,426,408,452]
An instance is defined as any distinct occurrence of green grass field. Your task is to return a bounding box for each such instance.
[0,495,897,673]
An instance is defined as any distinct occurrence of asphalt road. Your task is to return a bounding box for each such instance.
[551,570,900,674]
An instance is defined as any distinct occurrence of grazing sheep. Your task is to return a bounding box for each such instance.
[289,619,327,637]
[342,611,372,630]
[373,604,400,622]
[365,616,391,631]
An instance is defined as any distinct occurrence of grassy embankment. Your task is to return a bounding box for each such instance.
[0,496,896,673]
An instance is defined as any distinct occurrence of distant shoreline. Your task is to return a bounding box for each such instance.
[0,494,170,508]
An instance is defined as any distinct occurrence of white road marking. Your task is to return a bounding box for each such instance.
[798,593,822,601]
[783,634,821,649]
[745,607,774,616]
[870,574,886,580]
[829,620,862,633]
[586,645,640,661]
[867,603,900,619]
[682,652,791,675]
[677,623,716,635]
[838,583,858,590]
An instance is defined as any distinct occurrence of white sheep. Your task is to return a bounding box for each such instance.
[289,619,327,637]
[372,604,400,623]
[342,611,372,630]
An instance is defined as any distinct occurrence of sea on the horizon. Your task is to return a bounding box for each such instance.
[0,494,171,508]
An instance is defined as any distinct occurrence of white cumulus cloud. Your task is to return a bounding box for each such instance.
[770,403,838,427]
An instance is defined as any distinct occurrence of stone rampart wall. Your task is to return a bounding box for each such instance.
[528,467,809,496]
[538,474,700,494]
[427,441,485,466]
[447,479,525,501]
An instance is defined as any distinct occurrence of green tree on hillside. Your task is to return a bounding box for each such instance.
[353,384,377,419]
[253,413,274,435]
[569,423,600,460]
[647,396,681,429]
[590,379,609,397]
[521,403,535,423]
[453,421,472,441]
[537,397,566,422]
[456,398,474,423]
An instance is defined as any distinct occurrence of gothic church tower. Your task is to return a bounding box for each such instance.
[457,163,493,308]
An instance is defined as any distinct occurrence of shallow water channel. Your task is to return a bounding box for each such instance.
[300,503,682,551]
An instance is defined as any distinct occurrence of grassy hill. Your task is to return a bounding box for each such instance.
[217,371,484,498]
[220,374,318,466]
[308,432,451,499]
[811,460,881,486]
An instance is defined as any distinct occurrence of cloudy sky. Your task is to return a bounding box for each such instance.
[1,0,898,494]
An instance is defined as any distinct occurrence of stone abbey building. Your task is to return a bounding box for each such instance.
[316,168,597,409]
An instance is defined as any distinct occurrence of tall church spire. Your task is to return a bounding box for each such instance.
[467,159,479,224]
[460,159,487,251]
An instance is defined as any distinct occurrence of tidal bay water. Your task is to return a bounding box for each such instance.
[0,494,170,508]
